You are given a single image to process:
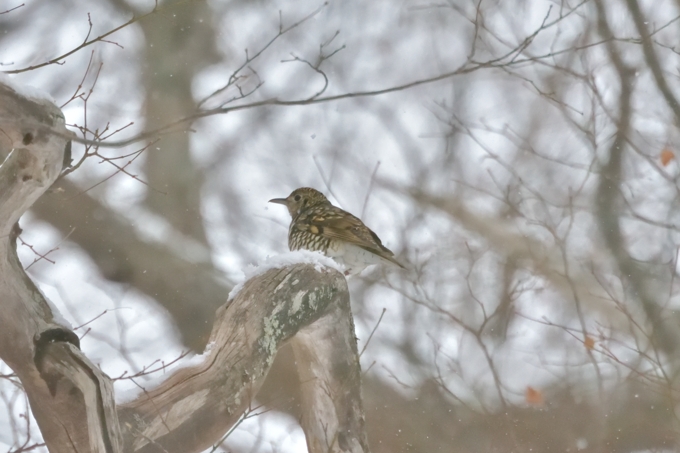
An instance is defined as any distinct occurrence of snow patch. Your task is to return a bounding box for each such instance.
[227,250,344,301]
[0,73,56,104]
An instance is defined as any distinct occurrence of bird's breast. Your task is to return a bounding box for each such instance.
[288,226,330,252]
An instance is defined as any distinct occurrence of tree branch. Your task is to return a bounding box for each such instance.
[594,0,680,353]
[118,262,369,453]
[0,81,122,452]
[624,0,680,122]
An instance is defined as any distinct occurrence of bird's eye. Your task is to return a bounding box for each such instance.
[294,195,301,201]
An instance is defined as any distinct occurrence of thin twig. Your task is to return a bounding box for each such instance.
[359,308,386,357]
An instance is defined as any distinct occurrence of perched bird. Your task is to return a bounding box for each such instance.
[269,187,404,275]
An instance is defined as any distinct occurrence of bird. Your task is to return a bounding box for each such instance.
[269,187,405,275]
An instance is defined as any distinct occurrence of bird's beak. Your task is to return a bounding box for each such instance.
[269,198,287,205]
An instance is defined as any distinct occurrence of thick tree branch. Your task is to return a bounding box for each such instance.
[118,262,369,453]
[291,300,369,453]
[0,81,122,453]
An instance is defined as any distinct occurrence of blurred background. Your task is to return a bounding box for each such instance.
[2,0,680,451]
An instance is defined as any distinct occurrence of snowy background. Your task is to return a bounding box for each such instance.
[2,0,680,451]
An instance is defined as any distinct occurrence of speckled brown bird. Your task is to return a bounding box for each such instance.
[269,187,405,275]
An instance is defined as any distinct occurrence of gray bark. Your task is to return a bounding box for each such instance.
[120,264,369,453]
[0,82,122,453]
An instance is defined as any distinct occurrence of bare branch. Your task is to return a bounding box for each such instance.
[2,1,200,74]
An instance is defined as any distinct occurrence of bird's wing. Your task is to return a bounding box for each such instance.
[299,206,403,265]
[298,207,406,269]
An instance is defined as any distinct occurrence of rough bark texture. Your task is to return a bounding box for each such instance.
[119,263,369,453]
[292,312,369,453]
[0,82,122,453]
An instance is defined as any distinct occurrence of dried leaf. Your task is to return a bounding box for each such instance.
[584,335,595,350]
[525,386,544,406]
[661,148,675,166]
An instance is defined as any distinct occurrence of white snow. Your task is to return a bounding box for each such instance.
[0,73,56,104]
[227,250,345,301]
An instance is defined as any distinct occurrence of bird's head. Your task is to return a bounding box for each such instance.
[269,187,329,217]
